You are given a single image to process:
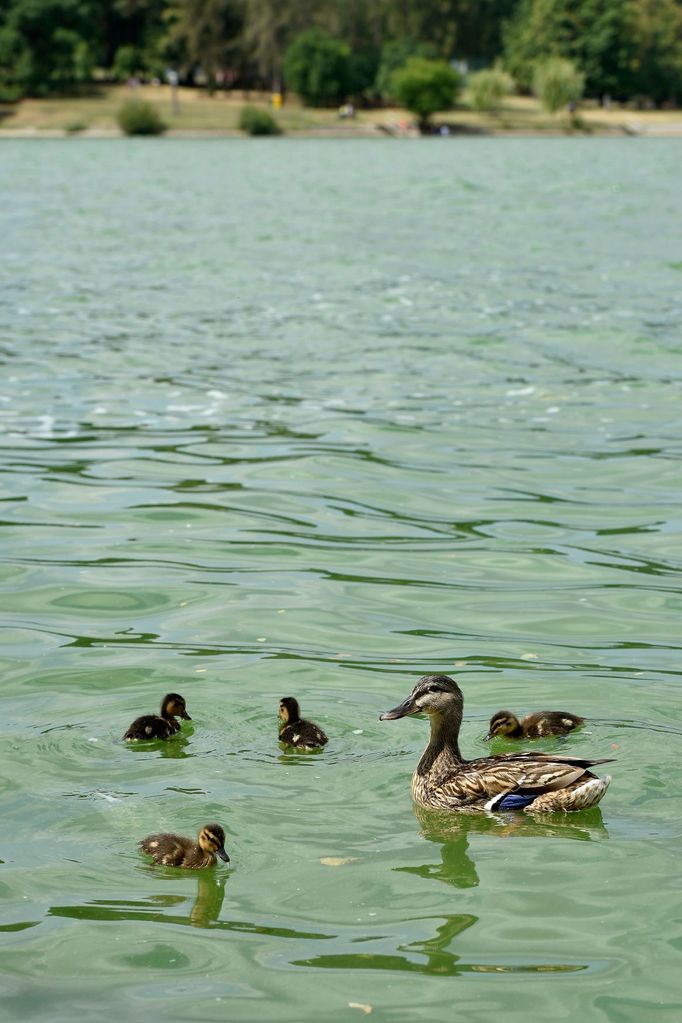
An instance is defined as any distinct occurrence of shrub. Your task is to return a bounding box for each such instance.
[468,67,513,114]
[283,28,350,106]
[375,39,437,101]
[117,98,166,136]
[390,57,461,130]
[112,45,140,82]
[238,105,282,136]
[533,57,584,113]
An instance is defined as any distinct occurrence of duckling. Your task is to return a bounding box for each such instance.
[486,709,585,741]
[139,823,229,868]
[123,693,191,741]
[278,697,328,749]
[380,675,612,813]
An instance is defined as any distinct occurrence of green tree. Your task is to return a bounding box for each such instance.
[1,0,98,95]
[283,27,350,106]
[164,0,241,90]
[112,43,140,79]
[375,38,436,100]
[533,55,584,112]
[468,65,512,112]
[390,55,461,129]
[625,0,682,104]
[0,24,32,99]
[503,0,633,98]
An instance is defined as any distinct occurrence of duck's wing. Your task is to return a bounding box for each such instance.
[523,711,585,736]
[280,720,328,748]
[139,832,190,866]
[124,714,172,740]
[436,753,612,808]
[301,721,328,747]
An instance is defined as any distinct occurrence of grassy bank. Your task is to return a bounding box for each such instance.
[1,84,682,136]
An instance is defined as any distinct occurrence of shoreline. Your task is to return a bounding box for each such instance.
[3,86,682,138]
[2,123,681,138]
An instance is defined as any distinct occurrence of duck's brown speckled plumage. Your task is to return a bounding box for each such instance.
[381,675,612,813]
[123,693,191,741]
[486,709,585,740]
[278,697,328,749]
[139,823,229,868]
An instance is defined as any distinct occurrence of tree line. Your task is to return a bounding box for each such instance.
[1,0,681,106]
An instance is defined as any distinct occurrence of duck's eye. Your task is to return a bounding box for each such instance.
[426,685,441,694]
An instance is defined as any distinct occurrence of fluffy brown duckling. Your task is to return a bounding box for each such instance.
[380,674,611,812]
[278,697,328,749]
[123,693,191,741]
[139,823,229,868]
[486,709,585,740]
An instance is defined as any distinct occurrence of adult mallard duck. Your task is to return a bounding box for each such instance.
[123,693,191,741]
[485,709,584,740]
[139,823,229,868]
[278,697,328,749]
[380,675,612,812]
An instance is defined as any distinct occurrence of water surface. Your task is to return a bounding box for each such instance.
[1,138,681,1022]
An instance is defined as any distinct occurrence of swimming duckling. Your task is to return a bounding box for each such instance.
[123,693,191,741]
[139,823,229,868]
[486,709,585,740]
[278,697,328,749]
[380,675,612,813]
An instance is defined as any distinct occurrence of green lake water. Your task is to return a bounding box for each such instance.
[1,138,681,1022]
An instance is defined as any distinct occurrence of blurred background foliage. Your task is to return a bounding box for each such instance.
[1,0,681,107]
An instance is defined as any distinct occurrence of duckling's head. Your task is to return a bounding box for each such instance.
[162,693,191,720]
[279,697,301,725]
[485,710,521,740]
[198,823,229,862]
[380,674,463,720]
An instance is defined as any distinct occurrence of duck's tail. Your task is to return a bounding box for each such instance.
[526,774,611,813]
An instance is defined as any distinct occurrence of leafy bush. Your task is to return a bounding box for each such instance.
[283,28,350,106]
[375,39,437,101]
[390,57,461,129]
[468,67,513,114]
[238,105,281,136]
[117,98,166,135]
[533,56,584,113]
[112,45,140,82]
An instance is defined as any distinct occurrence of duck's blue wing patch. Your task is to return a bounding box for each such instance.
[496,793,536,810]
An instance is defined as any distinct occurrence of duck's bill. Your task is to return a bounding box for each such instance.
[380,696,419,720]
[483,731,493,740]
[181,712,192,720]
[217,848,230,862]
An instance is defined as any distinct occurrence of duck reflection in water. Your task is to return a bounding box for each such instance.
[399,803,609,889]
[294,807,607,978]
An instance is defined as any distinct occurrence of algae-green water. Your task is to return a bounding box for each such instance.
[1,139,681,1023]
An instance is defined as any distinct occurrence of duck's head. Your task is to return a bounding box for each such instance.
[485,710,521,740]
[198,823,229,862]
[279,697,301,725]
[380,674,463,720]
[162,693,191,720]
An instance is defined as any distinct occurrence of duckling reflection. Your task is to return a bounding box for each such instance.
[48,875,225,930]
[190,874,226,928]
[156,734,192,760]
